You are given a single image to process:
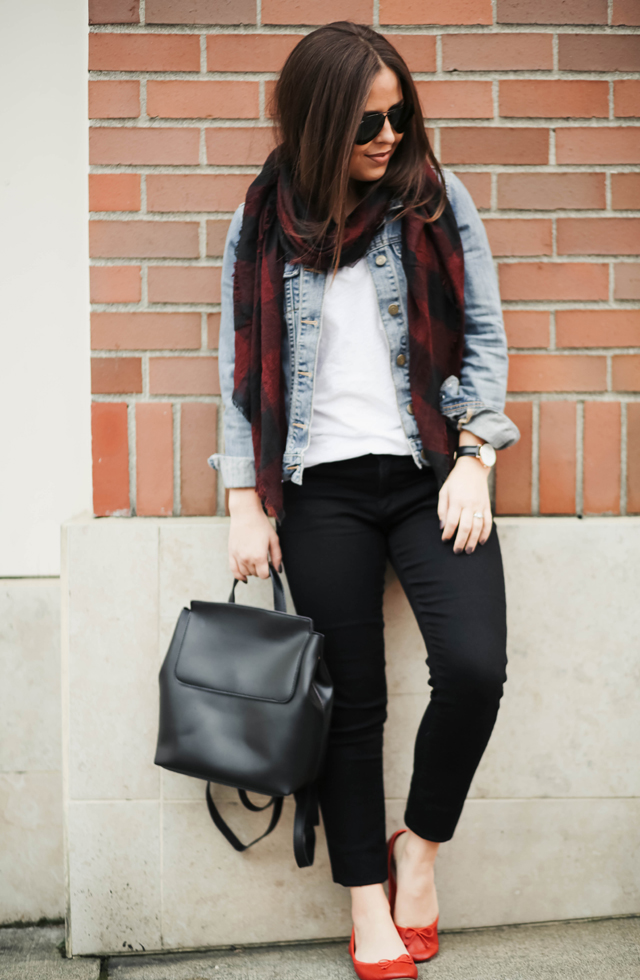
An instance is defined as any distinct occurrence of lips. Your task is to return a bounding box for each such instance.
[366,151,391,164]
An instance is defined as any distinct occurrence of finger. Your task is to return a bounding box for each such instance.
[437,485,449,529]
[453,508,474,554]
[442,500,461,541]
[232,557,249,583]
[464,512,484,554]
[479,508,493,545]
[268,531,283,572]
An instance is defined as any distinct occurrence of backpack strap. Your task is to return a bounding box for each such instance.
[293,783,319,869]
[205,782,283,851]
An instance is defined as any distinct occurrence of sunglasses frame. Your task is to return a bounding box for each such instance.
[354,100,415,145]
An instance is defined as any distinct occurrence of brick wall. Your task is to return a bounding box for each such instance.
[89,0,640,517]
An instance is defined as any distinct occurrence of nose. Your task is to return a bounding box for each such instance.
[376,117,395,144]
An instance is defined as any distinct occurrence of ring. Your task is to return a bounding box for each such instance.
[473,512,483,519]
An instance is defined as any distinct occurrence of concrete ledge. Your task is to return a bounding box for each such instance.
[61,516,640,955]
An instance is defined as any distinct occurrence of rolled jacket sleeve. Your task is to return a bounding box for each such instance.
[207,203,257,487]
[441,171,520,450]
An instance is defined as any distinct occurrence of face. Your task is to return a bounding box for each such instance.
[349,65,405,183]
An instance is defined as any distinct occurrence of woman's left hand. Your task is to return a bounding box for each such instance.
[438,456,492,555]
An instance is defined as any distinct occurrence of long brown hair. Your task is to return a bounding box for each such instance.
[272,22,447,262]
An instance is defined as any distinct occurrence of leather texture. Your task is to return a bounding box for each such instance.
[387,829,439,962]
[349,930,417,980]
[154,565,333,866]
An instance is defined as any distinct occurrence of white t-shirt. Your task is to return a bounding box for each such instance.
[304,257,411,468]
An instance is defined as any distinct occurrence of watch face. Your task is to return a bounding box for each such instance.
[479,443,497,468]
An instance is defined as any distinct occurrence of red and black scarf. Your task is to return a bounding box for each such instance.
[233,152,465,519]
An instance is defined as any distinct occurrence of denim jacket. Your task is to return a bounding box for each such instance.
[209,170,519,488]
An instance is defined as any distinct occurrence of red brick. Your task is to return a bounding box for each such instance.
[504,311,550,348]
[146,0,256,23]
[91,312,202,350]
[90,266,141,304]
[442,34,553,71]
[500,80,608,119]
[451,172,491,209]
[136,403,173,516]
[559,34,640,71]
[483,219,552,256]
[147,174,254,213]
[147,81,259,120]
[205,127,275,166]
[207,313,221,348]
[500,262,609,302]
[89,0,139,23]
[615,263,640,299]
[91,356,142,393]
[89,81,140,119]
[89,174,141,212]
[415,82,493,120]
[497,172,605,210]
[206,33,301,71]
[539,401,576,514]
[627,403,640,513]
[262,0,372,24]
[206,220,231,256]
[613,0,640,25]
[497,0,607,22]
[494,401,533,514]
[441,128,548,165]
[612,174,640,210]
[508,354,607,391]
[612,356,640,391]
[89,33,200,71]
[556,128,640,164]
[382,35,436,72]
[90,128,200,166]
[150,357,220,395]
[557,218,640,256]
[614,81,640,118]
[557,310,640,348]
[92,402,130,516]
[380,0,492,23]
[89,221,199,258]
[181,403,218,516]
[147,266,222,304]
[583,402,621,514]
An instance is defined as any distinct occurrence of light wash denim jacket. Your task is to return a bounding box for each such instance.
[209,170,519,488]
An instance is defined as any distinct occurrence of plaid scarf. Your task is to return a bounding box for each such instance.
[233,152,465,519]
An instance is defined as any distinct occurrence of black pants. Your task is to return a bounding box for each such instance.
[278,454,507,887]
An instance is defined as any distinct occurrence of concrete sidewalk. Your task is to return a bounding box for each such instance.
[2,916,639,980]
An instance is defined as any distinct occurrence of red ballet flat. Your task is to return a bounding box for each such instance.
[349,929,417,980]
[387,829,439,963]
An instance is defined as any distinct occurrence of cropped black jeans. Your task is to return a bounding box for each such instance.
[278,454,507,888]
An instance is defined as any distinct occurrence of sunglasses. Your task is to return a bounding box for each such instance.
[354,100,415,145]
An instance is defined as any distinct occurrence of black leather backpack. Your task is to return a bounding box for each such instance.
[154,565,333,867]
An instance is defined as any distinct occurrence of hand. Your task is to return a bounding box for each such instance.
[228,488,282,581]
[438,456,492,555]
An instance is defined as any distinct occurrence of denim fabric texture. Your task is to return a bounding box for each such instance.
[209,170,520,489]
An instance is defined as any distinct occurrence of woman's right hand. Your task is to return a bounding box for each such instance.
[228,488,282,582]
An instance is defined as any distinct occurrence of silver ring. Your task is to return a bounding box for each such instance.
[473,512,483,520]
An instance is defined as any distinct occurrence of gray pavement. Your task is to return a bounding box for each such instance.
[1,916,639,980]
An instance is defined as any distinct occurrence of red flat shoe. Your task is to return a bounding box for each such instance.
[349,929,417,980]
[387,830,439,963]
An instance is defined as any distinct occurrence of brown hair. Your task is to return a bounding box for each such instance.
[272,22,447,260]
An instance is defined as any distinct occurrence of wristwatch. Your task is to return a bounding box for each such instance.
[455,444,497,468]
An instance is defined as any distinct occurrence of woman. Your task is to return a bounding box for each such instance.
[210,22,519,980]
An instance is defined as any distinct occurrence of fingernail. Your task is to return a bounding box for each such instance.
[453,548,461,555]
[439,520,444,529]
[465,547,473,555]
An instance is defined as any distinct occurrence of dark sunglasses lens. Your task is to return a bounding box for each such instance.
[388,101,414,133]
[355,113,385,145]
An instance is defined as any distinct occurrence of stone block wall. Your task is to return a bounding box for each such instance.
[88,1,640,518]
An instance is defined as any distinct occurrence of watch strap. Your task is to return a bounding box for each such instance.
[455,446,481,459]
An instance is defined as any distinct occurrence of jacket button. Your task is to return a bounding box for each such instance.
[407,403,414,415]
[396,353,406,367]
[388,303,399,315]
[375,254,387,266]
[420,449,426,460]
